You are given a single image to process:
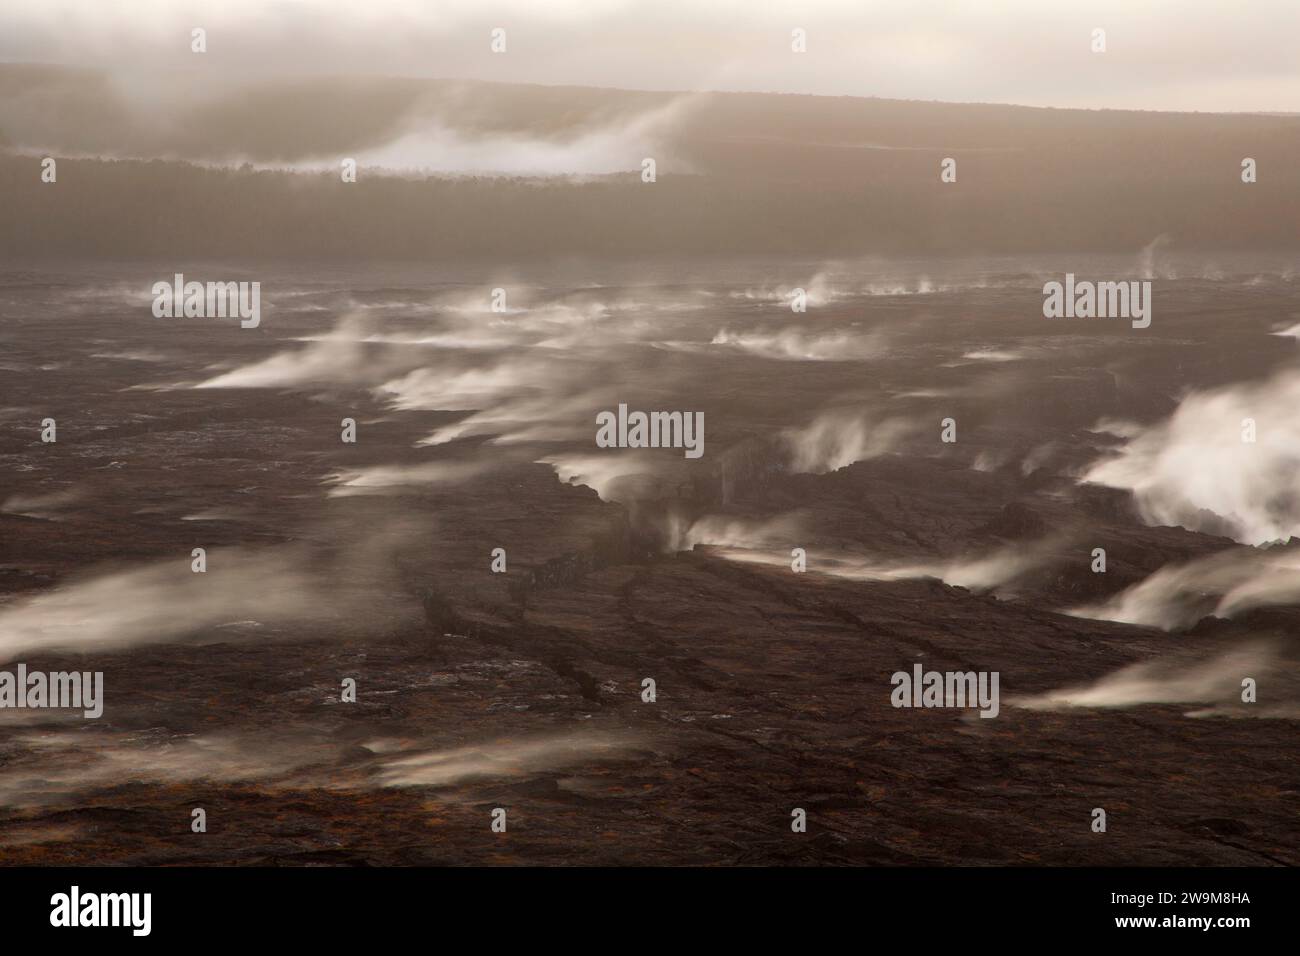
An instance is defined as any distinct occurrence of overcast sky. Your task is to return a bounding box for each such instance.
[2,0,1297,112]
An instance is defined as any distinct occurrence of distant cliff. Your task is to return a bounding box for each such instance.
[3,65,1299,258]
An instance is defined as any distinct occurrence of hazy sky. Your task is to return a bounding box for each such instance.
[2,0,1298,112]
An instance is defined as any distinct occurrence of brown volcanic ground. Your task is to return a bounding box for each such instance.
[0,256,1297,865]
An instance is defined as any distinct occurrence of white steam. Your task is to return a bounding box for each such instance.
[782,408,914,473]
[1083,368,1300,545]
[709,327,884,362]
[1019,643,1289,717]
[1068,545,1300,630]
